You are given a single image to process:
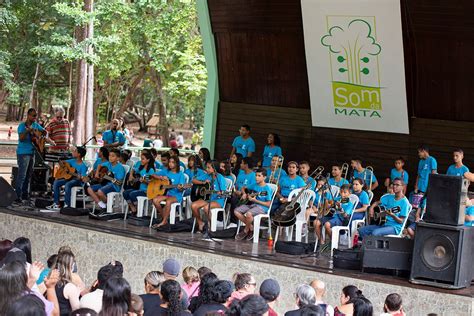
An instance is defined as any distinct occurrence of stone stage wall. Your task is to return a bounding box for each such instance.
[1,212,472,315]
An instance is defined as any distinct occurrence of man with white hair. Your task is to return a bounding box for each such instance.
[310,279,335,316]
[46,106,71,152]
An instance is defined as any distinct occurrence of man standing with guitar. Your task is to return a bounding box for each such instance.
[14,108,54,205]
[358,178,410,240]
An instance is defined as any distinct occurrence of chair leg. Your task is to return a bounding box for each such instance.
[210,210,218,232]
[295,222,303,242]
[149,205,156,228]
[273,227,280,249]
[253,216,262,244]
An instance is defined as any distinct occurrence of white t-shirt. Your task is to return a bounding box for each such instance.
[80,289,103,313]
[177,135,184,146]
[153,139,163,148]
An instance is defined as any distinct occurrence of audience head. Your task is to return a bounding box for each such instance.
[101,277,131,316]
[384,293,403,314]
[1,247,27,267]
[13,237,32,264]
[212,280,234,304]
[144,270,165,293]
[197,266,212,278]
[228,294,269,316]
[0,261,29,312]
[55,250,75,285]
[295,284,316,307]
[197,272,219,306]
[160,280,183,313]
[299,304,325,316]
[340,285,362,305]
[182,266,199,285]
[0,239,13,262]
[5,294,46,316]
[234,273,257,294]
[309,279,326,301]
[259,279,280,303]
[130,293,144,316]
[267,133,281,146]
[108,260,124,277]
[163,258,181,279]
[70,308,98,316]
[352,296,373,316]
[94,264,116,291]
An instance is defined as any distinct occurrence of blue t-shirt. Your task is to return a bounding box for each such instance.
[265,167,287,182]
[446,164,469,177]
[247,183,273,213]
[185,168,206,182]
[196,173,228,207]
[102,129,126,146]
[235,170,256,190]
[154,160,163,170]
[417,156,437,192]
[353,169,377,186]
[93,158,108,171]
[353,190,369,209]
[279,175,306,198]
[165,170,186,202]
[17,122,45,155]
[232,136,255,158]
[262,145,282,167]
[137,166,156,191]
[380,194,410,234]
[65,159,88,177]
[465,206,474,227]
[390,168,409,184]
[133,161,141,173]
[302,176,316,191]
[332,196,355,221]
[224,174,235,184]
[102,162,126,191]
[314,190,332,204]
[328,177,349,188]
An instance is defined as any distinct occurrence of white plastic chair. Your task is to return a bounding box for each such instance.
[330,194,359,256]
[236,183,278,244]
[330,185,340,199]
[386,198,412,237]
[92,165,130,213]
[70,161,92,209]
[209,178,234,231]
[130,156,140,164]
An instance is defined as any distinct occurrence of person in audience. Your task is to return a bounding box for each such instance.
[262,133,282,168]
[446,148,470,178]
[230,273,257,302]
[130,294,144,316]
[230,124,256,158]
[6,294,47,316]
[284,284,317,316]
[99,277,131,316]
[465,198,474,227]
[158,280,192,315]
[414,145,437,196]
[102,119,125,148]
[227,294,269,316]
[299,161,316,191]
[153,135,163,149]
[79,264,117,313]
[185,155,206,183]
[193,280,233,316]
[197,266,212,278]
[265,155,287,184]
[169,147,187,170]
[177,132,185,148]
[70,308,98,316]
[162,259,189,310]
[315,184,354,246]
[191,160,228,233]
[151,156,186,228]
[13,237,33,264]
[352,296,373,316]
[0,239,13,262]
[181,266,200,300]
[310,280,335,316]
[87,148,126,211]
[37,254,57,285]
[55,250,81,315]
[359,178,409,239]
[234,168,273,241]
[141,271,165,316]
[329,165,349,188]
[273,161,306,213]
[350,158,378,191]
[259,278,280,316]
[199,148,212,167]
[48,146,88,210]
[384,157,409,193]
[351,179,370,222]
[381,293,405,316]
[334,285,362,316]
[123,150,156,215]
[188,272,219,313]
[220,160,235,183]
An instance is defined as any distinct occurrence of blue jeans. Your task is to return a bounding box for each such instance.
[53,179,82,205]
[123,189,146,203]
[16,154,34,200]
[358,225,396,240]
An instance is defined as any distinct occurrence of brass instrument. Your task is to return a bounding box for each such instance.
[341,162,349,180]
[268,155,284,184]
[365,166,374,191]
[313,165,324,179]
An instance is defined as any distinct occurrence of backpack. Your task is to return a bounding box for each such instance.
[60,206,90,216]
[155,218,194,233]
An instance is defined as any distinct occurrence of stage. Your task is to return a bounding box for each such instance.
[0,208,473,315]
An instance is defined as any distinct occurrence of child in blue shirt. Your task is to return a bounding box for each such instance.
[351,179,370,221]
[328,165,349,188]
[88,148,126,211]
[265,155,287,184]
[261,133,282,167]
[415,145,437,193]
[299,161,316,191]
[230,124,255,158]
[234,168,274,241]
[219,160,235,184]
[150,156,186,228]
[306,178,333,224]
[350,158,378,191]
[465,200,474,227]
[123,151,156,215]
[446,149,470,178]
[48,147,89,210]
[384,157,409,193]
[272,161,306,214]
[235,158,257,191]
[169,148,187,170]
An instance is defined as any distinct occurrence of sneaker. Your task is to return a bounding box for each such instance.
[98,201,106,209]
[46,203,60,211]
[246,231,254,241]
[235,230,248,240]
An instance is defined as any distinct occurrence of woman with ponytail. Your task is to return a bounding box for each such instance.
[335,285,363,316]
[158,280,191,315]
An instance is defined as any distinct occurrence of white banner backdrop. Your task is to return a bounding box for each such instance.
[301,0,409,134]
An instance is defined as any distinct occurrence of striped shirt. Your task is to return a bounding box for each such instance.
[46,118,71,152]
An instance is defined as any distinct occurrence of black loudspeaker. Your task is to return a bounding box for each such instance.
[11,166,49,193]
[362,236,414,271]
[425,174,468,226]
[410,222,474,289]
[0,176,17,207]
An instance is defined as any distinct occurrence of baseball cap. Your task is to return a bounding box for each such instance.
[162,258,180,277]
[259,278,280,302]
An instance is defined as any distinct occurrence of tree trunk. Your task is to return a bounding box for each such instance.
[29,63,40,108]
[151,69,169,146]
[115,68,145,119]
[85,0,95,143]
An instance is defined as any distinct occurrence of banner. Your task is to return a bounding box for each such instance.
[301,0,409,134]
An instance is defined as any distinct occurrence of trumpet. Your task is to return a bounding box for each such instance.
[341,162,349,180]
[365,166,374,191]
[268,155,284,184]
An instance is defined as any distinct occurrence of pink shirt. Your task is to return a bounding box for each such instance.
[181,281,200,299]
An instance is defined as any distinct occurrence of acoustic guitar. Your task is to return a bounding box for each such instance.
[190,183,232,202]
[370,205,401,226]
[146,178,192,200]
[54,161,83,180]
[29,127,47,154]
[324,197,350,217]
[237,189,268,206]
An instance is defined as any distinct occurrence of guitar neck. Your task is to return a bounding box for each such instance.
[103,175,122,184]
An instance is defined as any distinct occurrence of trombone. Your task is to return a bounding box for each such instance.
[268,155,284,184]
[313,165,325,179]
[341,162,349,180]
[365,166,374,191]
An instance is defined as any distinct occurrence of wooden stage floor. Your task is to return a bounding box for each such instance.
[2,207,473,298]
